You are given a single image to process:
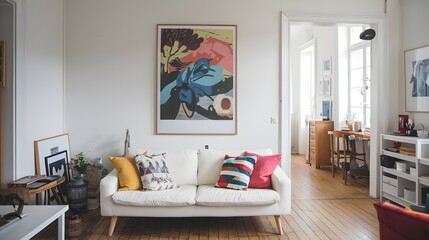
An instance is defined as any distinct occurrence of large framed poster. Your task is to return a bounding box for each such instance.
[157,24,237,135]
[405,45,429,112]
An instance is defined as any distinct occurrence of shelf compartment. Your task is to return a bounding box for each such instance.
[381,150,416,163]
[382,167,416,182]
[382,182,398,196]
[420,158,429,166]
[420,177,429,187]
[382,134,418,144]
[382,192,417,207]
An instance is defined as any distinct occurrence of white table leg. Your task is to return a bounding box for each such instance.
[57,213,65,240]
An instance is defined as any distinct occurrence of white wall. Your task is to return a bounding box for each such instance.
[290,25,312,154]
[290,24,336,155]
[65,0,385,169]
[1,0,384,184]
[400,0,429,130]
[312,26,337,121]
[65,0,282,166]
[14,0,65,179]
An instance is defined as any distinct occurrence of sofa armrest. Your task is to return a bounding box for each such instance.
[271,166,291,214]
[100,169,119,216]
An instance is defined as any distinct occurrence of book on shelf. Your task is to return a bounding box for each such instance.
[399,146,416,156]
[7,175,45,188]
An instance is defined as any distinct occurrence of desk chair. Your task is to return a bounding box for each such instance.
[348,137,370,179]
[330,131,353,182]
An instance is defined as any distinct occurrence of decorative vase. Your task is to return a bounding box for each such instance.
[66,176,88,212]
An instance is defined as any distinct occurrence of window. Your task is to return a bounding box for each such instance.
[349,27,371,128]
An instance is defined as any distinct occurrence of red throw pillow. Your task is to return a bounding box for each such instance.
[245,151,281,189]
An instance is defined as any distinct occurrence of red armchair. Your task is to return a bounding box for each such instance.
[374,201,429,240]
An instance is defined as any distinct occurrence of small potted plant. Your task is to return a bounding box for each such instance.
[70,152,88,181]
[68,152,102,212]
[70,152,103,181]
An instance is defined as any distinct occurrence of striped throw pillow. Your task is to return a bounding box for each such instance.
[215,155,257,190]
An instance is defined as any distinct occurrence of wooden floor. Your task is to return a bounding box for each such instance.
[34,154,379,239]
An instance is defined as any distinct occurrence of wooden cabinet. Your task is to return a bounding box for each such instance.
[380,134,429,207]
[308,121,334,168]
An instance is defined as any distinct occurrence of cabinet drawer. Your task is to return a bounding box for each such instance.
[383,183,398,196]
[382,175,398,187]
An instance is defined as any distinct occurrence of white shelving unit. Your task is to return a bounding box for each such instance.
[380,133,429,207]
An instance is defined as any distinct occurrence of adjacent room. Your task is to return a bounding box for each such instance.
[1,0,429,239]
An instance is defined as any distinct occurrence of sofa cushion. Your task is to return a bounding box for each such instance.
[135,153,177,191]
[128,148,198,186]
[198,149,273,185]
[109,156,142,191]
[245,152,281,189]
[215,155,256,190]
[112,185,196,207]
[195,185,280,207]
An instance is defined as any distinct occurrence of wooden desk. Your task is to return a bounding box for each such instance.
[329,129,371,183]
[332,129,371,140]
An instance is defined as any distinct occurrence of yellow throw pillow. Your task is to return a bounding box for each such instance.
[109,156,142,191]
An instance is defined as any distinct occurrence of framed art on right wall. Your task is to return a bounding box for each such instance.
[405,45,429,112]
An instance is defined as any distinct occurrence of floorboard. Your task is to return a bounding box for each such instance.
[32,154,379,239]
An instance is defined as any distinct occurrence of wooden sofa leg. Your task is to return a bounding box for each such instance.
[274,215,283,235]
[108,216,118,236]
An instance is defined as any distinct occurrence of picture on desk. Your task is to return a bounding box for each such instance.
[44,150,69,202]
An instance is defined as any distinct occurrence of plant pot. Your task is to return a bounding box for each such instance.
[66,177,88,212]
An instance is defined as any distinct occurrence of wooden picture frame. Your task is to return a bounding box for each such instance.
[34,133,71,177]
[156,24,237,135]
[405,45,429,112]
[0,41,6,88]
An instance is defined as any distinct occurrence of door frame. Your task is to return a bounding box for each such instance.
[280,12,388,198]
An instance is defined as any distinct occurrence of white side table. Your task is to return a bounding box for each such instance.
[0,205,68,240]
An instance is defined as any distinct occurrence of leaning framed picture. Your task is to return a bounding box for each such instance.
[45,150,69,201]
[156,24,237,135]
[405,45,429,112]
[34,133,71,177]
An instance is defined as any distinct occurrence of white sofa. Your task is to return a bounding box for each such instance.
[100,149,291,236]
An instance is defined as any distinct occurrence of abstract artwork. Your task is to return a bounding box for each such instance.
[157,25,237,134]
[405,45,429,112]
[45,150,69,201]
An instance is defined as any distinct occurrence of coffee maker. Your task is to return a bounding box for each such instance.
[398,114,408,134]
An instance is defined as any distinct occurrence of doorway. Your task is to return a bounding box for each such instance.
[281,13,387,198]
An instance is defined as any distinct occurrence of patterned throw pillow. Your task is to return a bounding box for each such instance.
[215,155,257,190]
[134,153,177,191]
